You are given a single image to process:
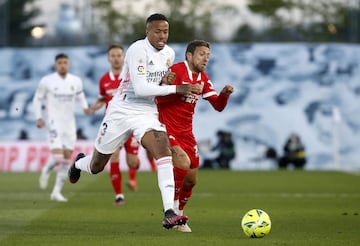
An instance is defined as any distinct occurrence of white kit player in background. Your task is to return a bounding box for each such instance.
[68,13,202,229]
[32,53,92,202]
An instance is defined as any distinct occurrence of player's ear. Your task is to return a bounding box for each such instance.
[186,52,192,61]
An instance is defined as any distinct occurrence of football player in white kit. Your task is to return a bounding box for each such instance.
[33,53,92,202]
[68,14,202,229]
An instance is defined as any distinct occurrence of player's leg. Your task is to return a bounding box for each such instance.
[141,130,188,229]
[39,150,63,190]
[69,111,130,183]
[179,168,198,211]
[41,127,64,191]
[176,167,198,233]
[171,145,190,207]
[126,153,139,191]
[176,141,199,232]
[69,149,112,183]
[172,149,193,233]
[124,135,140,191]
[109,148,124,206]
[50,149,72,202]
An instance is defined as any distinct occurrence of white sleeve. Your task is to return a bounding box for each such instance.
[32,79,46,120]
[129,47,177,97]
[76,79,89,109]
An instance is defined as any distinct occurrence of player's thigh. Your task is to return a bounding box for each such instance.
[131,113,170,158]
[141,130,171,159]
[48,128,63,150]
[95,118,131,155]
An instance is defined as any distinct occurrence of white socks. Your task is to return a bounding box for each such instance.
[156,156,175,211]
[75,155,93,174]
[42,153,62,174]
[52,159,69,195]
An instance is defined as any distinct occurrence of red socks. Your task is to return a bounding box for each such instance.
[110,162,122,195]
[179,184,193,210]
[128,160,139,181]
[173,166,188,201]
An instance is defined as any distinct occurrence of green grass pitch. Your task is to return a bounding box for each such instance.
[0,170,359,246]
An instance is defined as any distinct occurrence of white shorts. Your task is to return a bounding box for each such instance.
[47,124,76,150]
[94,102,166,154]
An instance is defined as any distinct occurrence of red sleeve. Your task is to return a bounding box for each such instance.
[99,77,105,97]
[206,92,230,112]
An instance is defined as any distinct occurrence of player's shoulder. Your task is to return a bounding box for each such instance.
[99,72,110,82]
[127,39,146,52]
[170,62,186,74]
[171,61,185,69]
[67,73,82,81]
[39,72,56,84]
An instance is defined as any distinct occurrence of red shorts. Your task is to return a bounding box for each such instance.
[124,134,140,155]
[168,134,199,169]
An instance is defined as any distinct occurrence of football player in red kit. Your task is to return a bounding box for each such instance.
[90,44,156,206]
[156,40,234,232]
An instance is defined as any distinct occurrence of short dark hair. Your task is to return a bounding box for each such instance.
[146,13,168,25]
[107,44,124,53]
[55,53,68,61]
[185,40,210,59]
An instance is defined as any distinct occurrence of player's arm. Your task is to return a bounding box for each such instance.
[89,97,106,113]
[75,80,91,115]
[32,79,46,128]
[206,85,234,112]
[159,69,201,94]
[160,69,176,85]
[129,48,200,96]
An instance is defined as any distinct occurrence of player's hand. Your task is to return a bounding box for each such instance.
[84,108,94,115]
[160,70,176,85]
[36,119,45,128]
[221,85,234,95]
[176,84,202,95]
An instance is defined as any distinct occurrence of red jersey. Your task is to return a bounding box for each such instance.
[156,61,229,137]
[98,71,122,108]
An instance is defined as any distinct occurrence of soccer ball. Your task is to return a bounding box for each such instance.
[241,209,271,238]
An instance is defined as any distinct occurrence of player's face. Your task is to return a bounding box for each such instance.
[187,46,210,74]
[146,20,169,50]
[55,58,69,77]
[108,48,124,71]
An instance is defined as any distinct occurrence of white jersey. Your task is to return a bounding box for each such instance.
[33,72,88,133]
[111,37,177,112]
[94,38,178,153]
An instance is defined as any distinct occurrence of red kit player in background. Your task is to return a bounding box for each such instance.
[156,40,234,232]
[89,44,156,206]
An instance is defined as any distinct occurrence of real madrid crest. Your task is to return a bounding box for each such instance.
[166,58,171,68]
